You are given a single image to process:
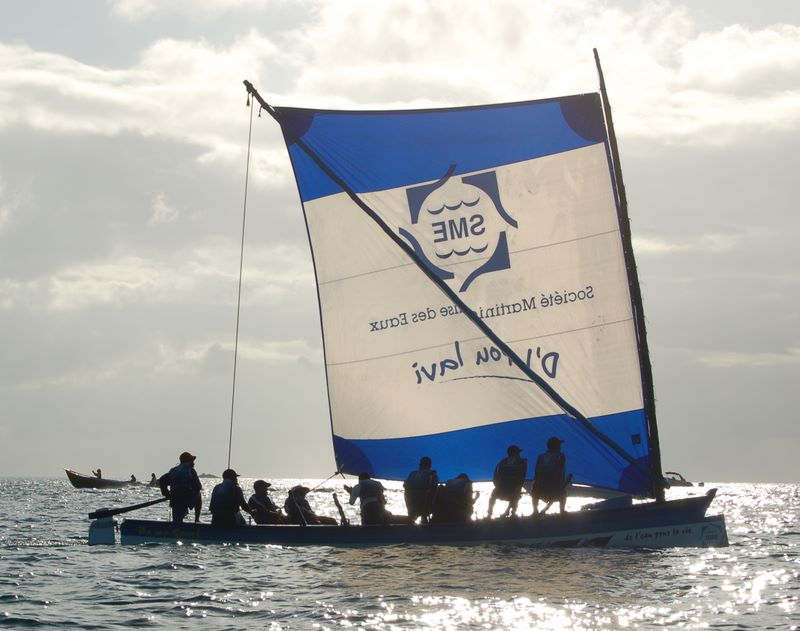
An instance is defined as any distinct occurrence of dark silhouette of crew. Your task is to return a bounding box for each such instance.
[532,436,568,515]
[403,456,439,524]
[487,445,528,518]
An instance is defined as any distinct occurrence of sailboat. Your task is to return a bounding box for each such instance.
[94,52,727,547]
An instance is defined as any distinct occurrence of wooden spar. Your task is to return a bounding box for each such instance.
[332,493,349,525]
[88,497,168,520]
[593,49,666,502]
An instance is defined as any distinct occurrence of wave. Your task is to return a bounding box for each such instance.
[425,197,480,215]
[435,243,488,259]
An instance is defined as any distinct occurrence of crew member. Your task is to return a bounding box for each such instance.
[284,485,337,525]
[345,472,389,525]
[431,473,475,523]
[159,451,203,523]
[532,436,568,515]
[403,456,438,524]
[487,445,528,518]
[248,480,286,524]
[209,469,254,527]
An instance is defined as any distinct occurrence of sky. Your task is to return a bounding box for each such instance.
[0,0,798,483]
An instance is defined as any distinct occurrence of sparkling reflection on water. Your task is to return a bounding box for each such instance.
[0,479,797,629]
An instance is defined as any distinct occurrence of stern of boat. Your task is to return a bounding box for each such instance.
[88,512,117,545]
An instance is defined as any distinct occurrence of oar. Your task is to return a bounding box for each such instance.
[88,497,168,520]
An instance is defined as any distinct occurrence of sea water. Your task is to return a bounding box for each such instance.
[0,479,796,629]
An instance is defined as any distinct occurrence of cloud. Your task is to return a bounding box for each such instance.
[108,0,282,22]
[43,241,312,311]
[2,1,798,161]
[0,34,284,175]
[148,192,180,225]
[153,339,322,376]
[634,230,756,255]
[695,348,800,368]
[678,24,800,93]
[275,0,800,143]
[0,175,18,234]
[14,337,321,389]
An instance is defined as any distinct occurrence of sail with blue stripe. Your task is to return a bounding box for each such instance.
[273,93,658,497]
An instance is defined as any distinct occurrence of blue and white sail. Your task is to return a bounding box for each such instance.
[273,94,657,496]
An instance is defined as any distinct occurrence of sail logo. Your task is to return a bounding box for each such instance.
[401,166,517,292]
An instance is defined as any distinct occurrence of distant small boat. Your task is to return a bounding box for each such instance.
[663,471,693,487]
[65,469,135,489]
[198,473,218,479]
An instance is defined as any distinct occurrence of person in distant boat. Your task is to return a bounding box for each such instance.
[431,473,475,523]
[209,469,254,528]
[149,473,158,486]
[130,474,137,483]
[92,468,102,479]
[159,451,203,523]
[487,445,528,518]
[345,472,390,525]
[248,480,286,524]
[531,436,568,516]
[403,456,439,524]
[284,485,337,525]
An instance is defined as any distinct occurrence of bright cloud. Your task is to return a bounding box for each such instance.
[109,0,282,22]
[152,337,320,377]
[634,230,756,255]
[0,33,284,171]
[1,1,798,165]
[148,193,179,225]
[45,242,312,311]
[696,348,800,368]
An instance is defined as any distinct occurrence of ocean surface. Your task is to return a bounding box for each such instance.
[0,478,797,630]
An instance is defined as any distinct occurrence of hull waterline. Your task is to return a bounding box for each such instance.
[104,490,728,549]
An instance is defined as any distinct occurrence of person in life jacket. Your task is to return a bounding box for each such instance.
[531,436,568,515]
[403,456,439,524]
[431,473,475,523]
[248,479,286,524]
[284,485,338,525]
[487,445,528,518]
[345,472,390,525]
[209,468,254,528]
[159,451,203,523]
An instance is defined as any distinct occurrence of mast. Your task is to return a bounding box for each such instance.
[593,49,666,501]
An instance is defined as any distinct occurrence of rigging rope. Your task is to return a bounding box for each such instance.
[310,470,347,493]
[227,95,255,469]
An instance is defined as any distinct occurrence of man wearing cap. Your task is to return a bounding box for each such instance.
[248,480,286,524]
[532,436,568,515]
[487,445,528,518]
[159,452,203,523]
[209,469,254,528]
